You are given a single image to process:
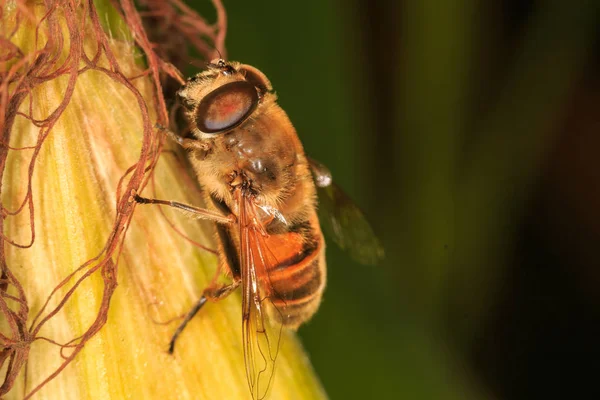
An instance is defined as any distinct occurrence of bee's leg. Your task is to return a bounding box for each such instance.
[168,296,208,354]
[132,191,234,225]
[168,279,241,354]
[155,123,208,152]
[202,277,242,301]
[155,123,182,144]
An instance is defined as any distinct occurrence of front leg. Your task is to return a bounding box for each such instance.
[156,123,208,152]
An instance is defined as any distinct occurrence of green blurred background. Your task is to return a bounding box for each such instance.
[182,1,600,398]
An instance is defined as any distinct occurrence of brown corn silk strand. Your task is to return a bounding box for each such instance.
[0,0,227,397]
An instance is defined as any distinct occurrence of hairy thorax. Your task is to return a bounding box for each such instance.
[188,104,316,226]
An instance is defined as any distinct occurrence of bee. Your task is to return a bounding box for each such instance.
[134,59,383,399]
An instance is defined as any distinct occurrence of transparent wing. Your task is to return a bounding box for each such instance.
[239,195,283,400]
[308,157,385,265]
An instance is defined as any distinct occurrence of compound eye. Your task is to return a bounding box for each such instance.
[196,81,258,134]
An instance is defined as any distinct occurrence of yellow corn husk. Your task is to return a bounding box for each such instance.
[0,2,327,400]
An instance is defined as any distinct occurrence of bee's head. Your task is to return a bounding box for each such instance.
[177,61,304,209]
[176,60,273,139]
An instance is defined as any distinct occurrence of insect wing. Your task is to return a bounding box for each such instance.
[317,182,385,265]
[239,196,283,400]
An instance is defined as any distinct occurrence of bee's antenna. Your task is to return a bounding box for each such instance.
[207,47,226,70]
[206,46,224,65]
[206,47,234,75]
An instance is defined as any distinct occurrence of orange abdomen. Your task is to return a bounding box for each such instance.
[263,224,326,329]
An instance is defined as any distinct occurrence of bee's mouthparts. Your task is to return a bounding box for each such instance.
[229,171,243,187]
[229,170,257,197]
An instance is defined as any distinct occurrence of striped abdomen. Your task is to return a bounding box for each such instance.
[263,217,326,329]
[212,193,326,329]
